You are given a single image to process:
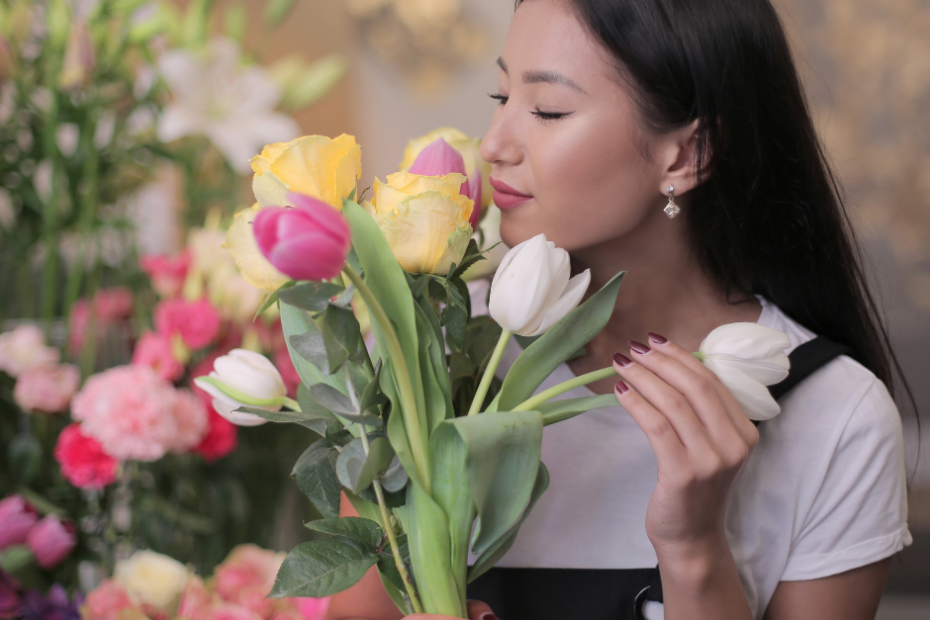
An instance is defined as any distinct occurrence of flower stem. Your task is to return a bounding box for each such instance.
[342,265,431,492]
[512,366,618,412]
[467,328,512,416]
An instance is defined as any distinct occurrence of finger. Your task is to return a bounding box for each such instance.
[467,599,497,620]
[626,339,749,455]
[646,333,759,446]
[614,380,689,472]
[613,348,714,454]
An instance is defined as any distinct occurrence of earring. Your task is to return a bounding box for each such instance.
[664,185,680,219]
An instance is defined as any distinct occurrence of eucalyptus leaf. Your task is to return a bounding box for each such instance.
[335,436,394,494]
[292,439,341,518]
[309,383,355,415]
[322,305,361,374]
[289,330,330,373]
[497,271,624,411]
[305,517,383,547]
[269,536,379,598]
[279,281,344,313]
[468,462,550,583]
[281,303,340,388]
[234,406,330,436]
[379,455,409,493]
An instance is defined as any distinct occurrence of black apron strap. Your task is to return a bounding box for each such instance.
[642,336,850,611]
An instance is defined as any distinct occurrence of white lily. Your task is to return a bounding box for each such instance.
[488,233,591,337]
[156,38,299,174]
[696,322,791,421]
[194,349,287,426]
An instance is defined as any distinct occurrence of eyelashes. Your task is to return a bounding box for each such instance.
[488,93,571,122]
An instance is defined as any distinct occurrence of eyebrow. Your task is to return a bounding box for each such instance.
[496,57,587,94]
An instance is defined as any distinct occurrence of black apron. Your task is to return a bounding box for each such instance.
[466,337,850,620]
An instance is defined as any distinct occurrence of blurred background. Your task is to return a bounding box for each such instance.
[0,0,926,617]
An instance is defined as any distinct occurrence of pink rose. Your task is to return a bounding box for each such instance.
[71,365,180,461]
[13,363,80,413]
[274,348,300,397]
[0,325,60,378]
[176,576,215,620]
[214,545,284,617]
[253,193,350,282]
[0,495,38,549]
[155,299,221,350]
[132,331,185,382]
[292,598,330,620]
[54,423,119,490]
[25,514,76,568]
[94,288,134,321]
[169,389,209,454]
[82,579,139,620]
[141,250,192,299]
[209,603,263,620]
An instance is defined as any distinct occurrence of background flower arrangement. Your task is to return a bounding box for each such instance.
[0,0,347,601]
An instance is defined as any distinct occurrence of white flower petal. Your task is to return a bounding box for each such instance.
[705,362,781,420]
[525,269,591,336]
[489,234,554,333]
[700,322,791,360]
[157,105,201,142]
[211,398,269,426]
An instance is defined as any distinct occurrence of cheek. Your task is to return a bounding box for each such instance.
[502,112,658,251]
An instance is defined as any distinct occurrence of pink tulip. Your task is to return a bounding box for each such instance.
[408,138,482,229]
[253,193,350,282]
[0,495,38,549]
[25,514,76,568]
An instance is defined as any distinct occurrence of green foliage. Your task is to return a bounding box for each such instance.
[292,440,341,519]
[269,535,380,598]
[335,435,394,494]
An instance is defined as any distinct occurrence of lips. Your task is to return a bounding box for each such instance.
[489,176,533,210]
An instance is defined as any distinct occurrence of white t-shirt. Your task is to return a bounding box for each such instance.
[472,288,912,619]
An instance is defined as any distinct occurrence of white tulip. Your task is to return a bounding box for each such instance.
[488,234,591,337]
[194,349,286,426]
[697,322,791,421]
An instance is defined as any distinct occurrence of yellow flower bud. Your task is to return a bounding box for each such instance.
[250,134,361,209]
[364,171,474,275]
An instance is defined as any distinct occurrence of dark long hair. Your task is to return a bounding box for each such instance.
[519,0,907,396]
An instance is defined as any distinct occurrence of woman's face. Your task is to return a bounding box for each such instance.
[480,0,668,252]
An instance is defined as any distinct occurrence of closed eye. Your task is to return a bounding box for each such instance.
[532,110,570,121]
[489,93,508,105]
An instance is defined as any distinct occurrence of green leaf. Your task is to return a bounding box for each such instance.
[0,545,35,573]
[379,455,409,493]
[305,517,383,547]
[448,410,543,556]
[537,394,620,426]
[234,405,334,436]
[9,433,41,485]
[224,2,246,42]
[283,55,348,111]
[336,436,394,494]
[404,483,463,616]
[281,303,337,387]
[376,533,412,598]
[321,305,361,374]
[449,239,486,281]
[292,439,342,518]
[263,0,296,28]
[270,536,379,598]
[358,366,388,416]
[468,462,549,583]
[383,363,421,490]
[309,383,382,427]
[497,271,625,411]
[414,297,453,431]
[279,281,344,313]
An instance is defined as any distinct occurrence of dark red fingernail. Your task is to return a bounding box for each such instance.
[613,352,632,367]
[479,614,499,620]
[629,340,651,355]
[648,332,668,345]
[615,380,629,394]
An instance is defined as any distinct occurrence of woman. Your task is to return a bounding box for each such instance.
[327,0,912,618]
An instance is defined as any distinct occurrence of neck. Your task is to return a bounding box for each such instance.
[568,201,761,392]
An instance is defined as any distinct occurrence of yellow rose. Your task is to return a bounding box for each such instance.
[364,171,474,275]
[224,204,290,292]
[399,127,492,211]
[251,134,361,209]
[115,550,189,610]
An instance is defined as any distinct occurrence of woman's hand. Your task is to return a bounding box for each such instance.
[407,600,496,620]
[613,333,757,619]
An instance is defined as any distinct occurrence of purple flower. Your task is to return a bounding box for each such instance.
[0,571,23,620]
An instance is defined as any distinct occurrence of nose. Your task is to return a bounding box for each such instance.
[480,105,522,167]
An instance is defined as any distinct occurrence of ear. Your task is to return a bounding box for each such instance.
[655,118,704,196]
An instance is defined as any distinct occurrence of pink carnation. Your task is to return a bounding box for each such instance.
[170,389,208,454]
[209,603,263,620]
[177,576,215,620]
[71,365,180,462]
[155,299,221,350]
[0,325,60,378]
[214,545,284,618]
[94,288,134,321]
[292,598,329,620]
[132,331,184,382]
[141,250,192,299]
[82,579,139,620]
[26,514,76,568]
[54,423,119,490]
[13,363,80,413]
[0,495,38,549]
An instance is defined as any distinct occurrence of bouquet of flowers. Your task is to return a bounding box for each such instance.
[210,130,791,617]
